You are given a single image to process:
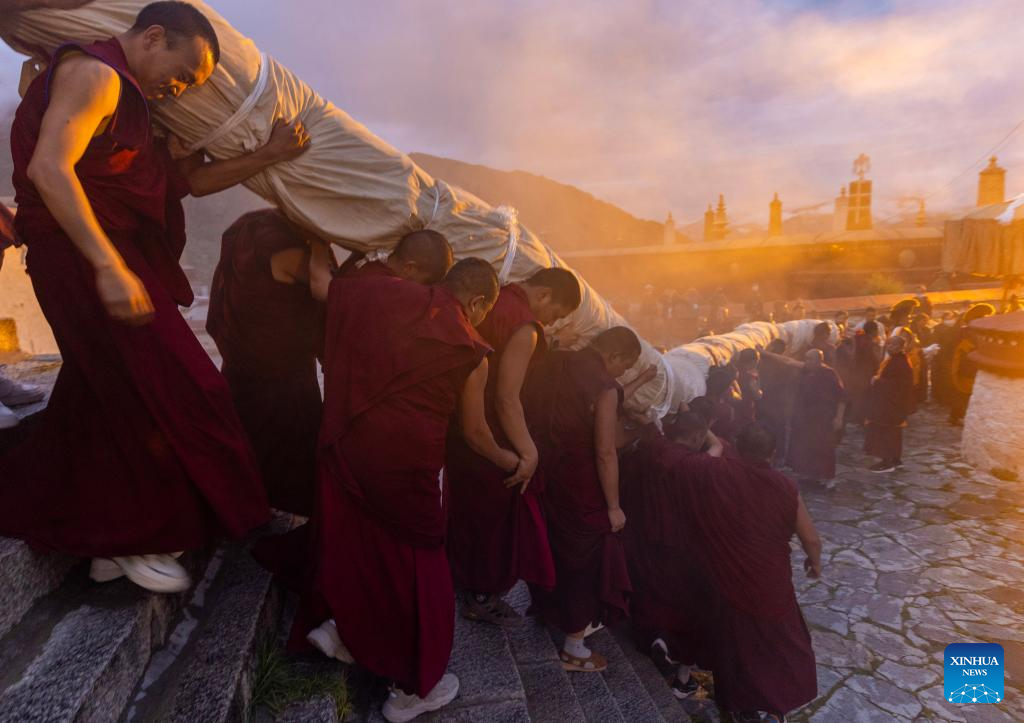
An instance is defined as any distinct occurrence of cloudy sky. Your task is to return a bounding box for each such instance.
[2,0,1022,225]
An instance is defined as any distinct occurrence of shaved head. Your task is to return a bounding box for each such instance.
[443,257,499,326]
[390,230,454,284]
[591,326,642,358]
[665,410,708,451]
[737,422,776,462]
[805,349,824,367]
[524,268,583,310]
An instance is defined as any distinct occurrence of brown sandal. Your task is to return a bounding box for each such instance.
[461,594,522,627]
[560,649,608,672]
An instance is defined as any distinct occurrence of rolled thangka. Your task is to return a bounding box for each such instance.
[0,0,679,418]
[660,319,833,406]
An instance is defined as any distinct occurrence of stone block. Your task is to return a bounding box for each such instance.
[277,694,338,723]
[514,661,586,723]
[0,537,76,638]
[442,614,526,711]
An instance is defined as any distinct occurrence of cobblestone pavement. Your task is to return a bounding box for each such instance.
[792,403,1024,722]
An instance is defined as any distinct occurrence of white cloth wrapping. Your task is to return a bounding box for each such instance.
[0,0,827,419]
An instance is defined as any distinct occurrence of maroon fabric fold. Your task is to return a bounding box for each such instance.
[788,365,844,479]
[257,274,487,697]
[524,349,630,633]
[669,454,816,714]
[206,210,324,515]
[620,433,716,666]
[446,284,554,594]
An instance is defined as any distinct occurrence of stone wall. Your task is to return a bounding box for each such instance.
[0,245,57,356]
[962,370,1024,478]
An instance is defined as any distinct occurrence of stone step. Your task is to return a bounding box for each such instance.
[362,610,531,722]
[0,537,76,638]
[585,628,667,722]
[503,582,589,723]
[0,551,214,723]
[121,541,282,723]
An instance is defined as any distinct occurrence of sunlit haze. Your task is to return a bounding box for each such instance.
[1,0,1021,225]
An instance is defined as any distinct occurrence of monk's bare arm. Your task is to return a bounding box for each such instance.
[795,494,822,578]
[460,359,519,473]
[176,119,310,197]
[705,430,724,457]
[595,388,625,532]
[26,56,154,323]
[308,239,336,301]
[495,325,540,491]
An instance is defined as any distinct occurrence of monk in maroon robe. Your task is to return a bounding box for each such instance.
[207,215,452,516]
[446,268,582,625]
[206,210,324,516]
[524,327,644,673]
[758,339,801,466]
[0,5,308,593]
[864,335,916,472]
[787,349,845,482]
[810,321,837,367]
[621,411,724,699]
[847,321,883,425]
[257,259,503,721]
[732,348,762,429]
[707,365,740,442]
[672,423,821,721]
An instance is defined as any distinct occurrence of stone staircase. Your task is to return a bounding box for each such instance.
[0,521,724,723]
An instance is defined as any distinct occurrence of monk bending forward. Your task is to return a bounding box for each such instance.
[0,2,308,592]
[258,258,503,723]
[524,327,650,673]
[673,422,821,722]
[446,269,582,625]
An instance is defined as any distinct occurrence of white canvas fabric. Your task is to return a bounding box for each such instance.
[0,1,826,418]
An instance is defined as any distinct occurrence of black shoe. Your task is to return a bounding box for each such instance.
[869,461,896,473]
[650,638,679,675]
[670,675,701,700]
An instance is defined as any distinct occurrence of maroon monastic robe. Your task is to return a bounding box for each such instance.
[672,453,817,715]
[257,273,489,697]
[206,210,324,516]
[847,332,882,425]
[787,365,844,479]
[523,348,631,634]
[446,284,555,594]
[620,432,715,667]
[757,353,801,465]
[864,352,915,462]
[0,39,268,556]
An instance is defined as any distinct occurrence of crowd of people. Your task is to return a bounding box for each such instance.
[0,3,1021,723]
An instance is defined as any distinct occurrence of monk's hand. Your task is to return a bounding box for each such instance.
[635,364,658,385]
[495,449,520,476]
[165,133,193,161]
[608,507,626,533]
[503,452,538,493]
[263,118,311,163]
[95,264,154,325]
[804,556,821,579]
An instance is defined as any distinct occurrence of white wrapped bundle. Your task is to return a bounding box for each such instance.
[0,0,676,418]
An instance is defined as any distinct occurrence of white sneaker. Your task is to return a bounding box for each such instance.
[583,622,605,638]
[382,673,460,723]
[91,551,185,584]
[0,401,17,430]
[111,554,191,593]
[0,375,45,407]
[89,558,125,582]
[306,619,354,663]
